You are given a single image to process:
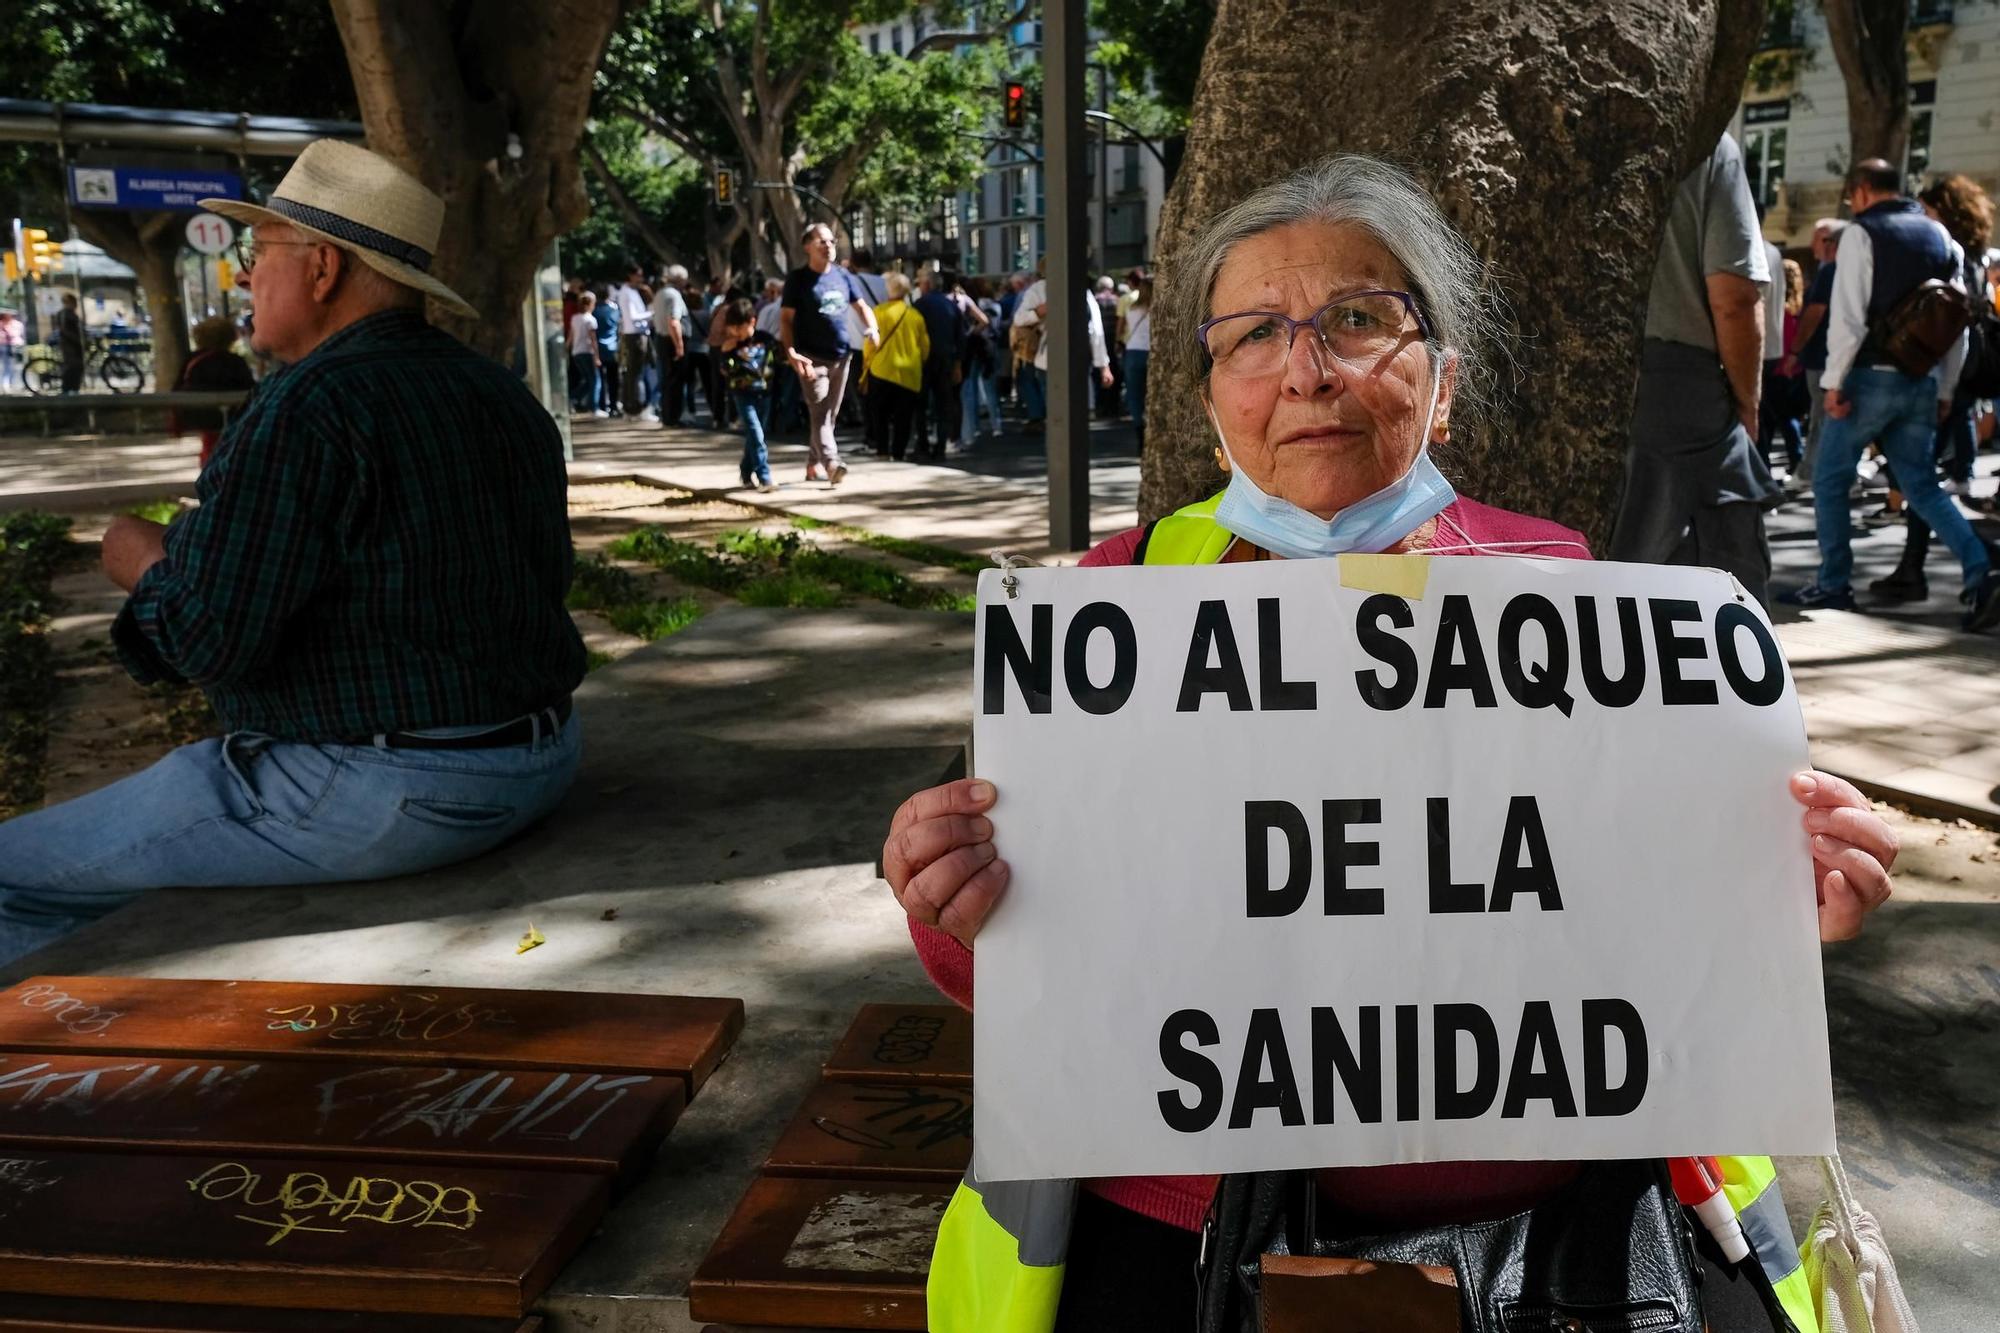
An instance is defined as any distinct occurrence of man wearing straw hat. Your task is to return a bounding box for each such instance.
[0,140,588,965]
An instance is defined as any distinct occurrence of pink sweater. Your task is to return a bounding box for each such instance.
[911,496,1594,1233]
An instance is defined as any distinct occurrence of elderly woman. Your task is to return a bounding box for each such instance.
[884,157,1895,1333]
[861,270,932,462]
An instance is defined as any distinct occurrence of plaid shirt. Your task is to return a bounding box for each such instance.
[114,310,586,741]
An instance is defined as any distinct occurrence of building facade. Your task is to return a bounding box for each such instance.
[1739,1,2000,250]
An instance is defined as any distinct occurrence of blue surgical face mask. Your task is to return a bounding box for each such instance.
[1209,360,1457,560]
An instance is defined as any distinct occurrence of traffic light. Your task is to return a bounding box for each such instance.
[2,252,16,283]
[1003,81,1026,130]
[21,228,59,278]
[714,166,735,206]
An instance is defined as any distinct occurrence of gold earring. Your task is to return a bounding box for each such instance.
[1213,447,1231,472]
[1435,418,1450,443]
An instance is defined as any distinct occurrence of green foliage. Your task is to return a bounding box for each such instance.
[610,524,974,611]
[567,553,706,643]
[0,511,74,817]
[1091,0,1213,133]
[126,499,183,526]
[569,118,708,280]
[586,647,618,672]
[604,595,705,640]
[799,43,1003,216]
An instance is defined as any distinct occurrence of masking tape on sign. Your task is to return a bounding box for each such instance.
[1338,554,1430,601]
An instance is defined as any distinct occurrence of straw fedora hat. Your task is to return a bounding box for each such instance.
[200,139,476,317]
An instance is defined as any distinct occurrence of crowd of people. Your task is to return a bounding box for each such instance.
[1608,139,1999,633]
[561,230,1156,484]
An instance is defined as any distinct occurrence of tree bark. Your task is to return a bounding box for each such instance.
[1143,0,1766,548]
[1819,0,1910,167]
[70,210,191,392]
[330,0,624,360]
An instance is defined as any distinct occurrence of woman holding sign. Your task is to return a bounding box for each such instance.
[884,156,1898,1333]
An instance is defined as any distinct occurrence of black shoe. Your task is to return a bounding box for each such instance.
[1963,572,2000,633]
[1868,569,1929,602]
[1777,583,1857,611]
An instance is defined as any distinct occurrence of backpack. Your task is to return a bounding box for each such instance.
[1958,267,2000,398]
[1871,277,1976,378]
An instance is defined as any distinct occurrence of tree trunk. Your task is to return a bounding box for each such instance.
[1820,0,1910,167]
[330,0,623,360]
[71,210,191,392]
[582,138,683,269]
[1143,0,1767,548]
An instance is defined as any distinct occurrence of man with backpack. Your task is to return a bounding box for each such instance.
[1780,159,2000,632]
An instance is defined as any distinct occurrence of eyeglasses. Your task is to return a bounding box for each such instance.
[232,237,319,273]
[1197,290,1431,379]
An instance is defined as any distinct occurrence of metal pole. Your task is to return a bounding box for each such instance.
[1096,65,1109,273]
[1044,0,1090,551]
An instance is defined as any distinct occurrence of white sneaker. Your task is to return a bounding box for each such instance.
[591,409,610,419]
[640,407,659,421]
[1942,478,1971,497]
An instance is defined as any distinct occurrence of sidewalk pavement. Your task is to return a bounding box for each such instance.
[3,416,1995,822]
[569,415,2000,825]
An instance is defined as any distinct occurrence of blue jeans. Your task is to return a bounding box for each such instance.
[1018,363,1046,420]
[0,716,582,966]
[1123,348,1150,431]
[1813,367,1991,593]
[959,366,1000,443]
[737,388,772,483]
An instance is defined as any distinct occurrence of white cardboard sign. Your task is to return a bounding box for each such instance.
[970,555,1835,1183]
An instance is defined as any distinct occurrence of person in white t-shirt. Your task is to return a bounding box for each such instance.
[567,291,605,418]
[1012,262,1111,432]
[613,263,654,416]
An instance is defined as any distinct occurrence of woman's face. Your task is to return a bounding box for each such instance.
[1203,221,1451,519]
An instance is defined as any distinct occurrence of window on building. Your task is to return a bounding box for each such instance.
[945,200,961,239]
[868,31,879,54]
[913,12,927,43]
[1907,80,1936,179]
[1910,0,1952,26]
[892,26,903,55]
[1122,144,1141,194]
[1741,108,1788,210]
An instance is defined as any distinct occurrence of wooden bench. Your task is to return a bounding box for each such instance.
[0,390,249,438]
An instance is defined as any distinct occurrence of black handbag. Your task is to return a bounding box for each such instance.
[1195,1161,1719,1333]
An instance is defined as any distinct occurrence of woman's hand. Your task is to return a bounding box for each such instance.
[884,778,1008,948]
[1792,770,1897,941]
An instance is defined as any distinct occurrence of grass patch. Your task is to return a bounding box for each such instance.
[1,512,75,818]
[567,553,706,643]
[611,524,975,613]
[585,648,617,672]
[126,499,184,526]
[604,595,704,640]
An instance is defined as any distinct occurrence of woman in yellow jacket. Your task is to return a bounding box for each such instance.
[861,270,930,461]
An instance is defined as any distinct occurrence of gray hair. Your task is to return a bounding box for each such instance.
[665,264,690,284]
[1167,154,1509,436]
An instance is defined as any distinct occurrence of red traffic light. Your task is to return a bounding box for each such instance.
[1004,81,1026,129]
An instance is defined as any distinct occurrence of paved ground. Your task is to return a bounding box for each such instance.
[4,409,1999,1328]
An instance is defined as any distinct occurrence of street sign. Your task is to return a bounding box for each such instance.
[184,214,235,256]
[69,166,244,212]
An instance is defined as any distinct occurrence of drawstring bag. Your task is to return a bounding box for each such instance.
[1801,1155,1919,1333]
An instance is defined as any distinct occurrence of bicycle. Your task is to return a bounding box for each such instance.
[24,336,148,395]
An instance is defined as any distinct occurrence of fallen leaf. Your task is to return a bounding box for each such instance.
[725,848,740,858]
[516,922,546,955]
[601,908,619,921]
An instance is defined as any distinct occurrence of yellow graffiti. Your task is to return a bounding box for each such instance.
[261,993,511,1043]
[187,1161,481,1246]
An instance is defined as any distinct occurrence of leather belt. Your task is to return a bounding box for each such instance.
[370,697,572,750]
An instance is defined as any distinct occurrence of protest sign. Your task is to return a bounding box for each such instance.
[970,555,1834,1183]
